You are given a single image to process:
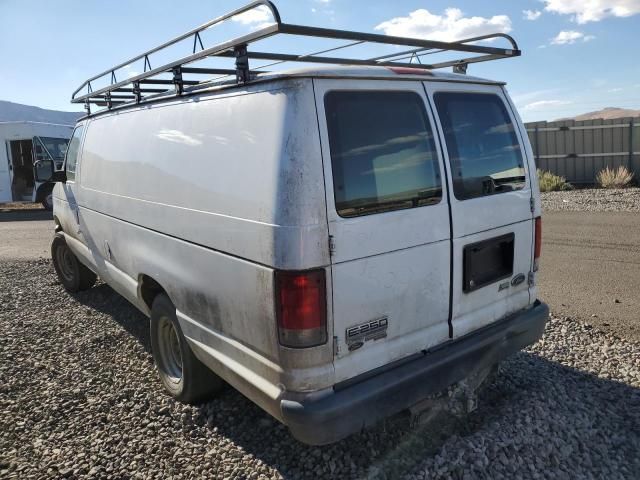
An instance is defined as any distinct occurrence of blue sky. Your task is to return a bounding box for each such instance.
[1,0,639,122]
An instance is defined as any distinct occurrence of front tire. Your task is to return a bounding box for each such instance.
[150,294,224,403]
[51,233,97,292]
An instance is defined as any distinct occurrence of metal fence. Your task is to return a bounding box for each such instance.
[524,117,640,184]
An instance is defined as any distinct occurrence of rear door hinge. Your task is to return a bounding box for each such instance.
[333,336,339,356]
[328,235,335,256]
[530,197,535,213]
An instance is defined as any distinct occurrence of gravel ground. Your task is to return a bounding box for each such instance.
[542,187,640,212]
[0,202,44,212]
[1,260,639,479]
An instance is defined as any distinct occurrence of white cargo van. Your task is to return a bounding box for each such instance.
[36,1,548,445]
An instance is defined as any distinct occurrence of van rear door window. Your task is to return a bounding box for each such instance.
[325,91,442,218]
[434,92,526,201]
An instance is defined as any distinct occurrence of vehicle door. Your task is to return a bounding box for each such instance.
[424,81,535,339]
[59,125,85,240]
[314,79,452,382]
[32,136,69,204]
[3,141,15,202]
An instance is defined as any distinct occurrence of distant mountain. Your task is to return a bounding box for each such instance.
[557,107,640,122]
[0,100,83,125]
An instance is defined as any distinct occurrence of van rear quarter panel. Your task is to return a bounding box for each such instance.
[77,79,333,395]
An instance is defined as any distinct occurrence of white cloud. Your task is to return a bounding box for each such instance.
[374,8,512,42]
[122,65,140,79]
[523,100,572,111]
[523,9,542,20]
[608,87,623,92]
[551,30,582,44]
[311,1,333,17]
[543,0,640,23]
[550,30,596,44]
[232,5,274,29]
[512,89,559,108]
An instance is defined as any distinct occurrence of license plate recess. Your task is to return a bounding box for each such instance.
[463,233,514,293]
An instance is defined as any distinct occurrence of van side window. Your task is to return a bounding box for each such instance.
[324,91,442,218]
[434,92,525,201]
[65,126,84,182]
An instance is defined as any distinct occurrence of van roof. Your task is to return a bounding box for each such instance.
[252,65,503,85]
[74,66,503,121]
[75,66,504,121]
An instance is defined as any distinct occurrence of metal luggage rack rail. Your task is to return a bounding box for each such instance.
[71,0,520,114]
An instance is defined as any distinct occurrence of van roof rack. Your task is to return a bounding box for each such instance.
[71,0,520,114]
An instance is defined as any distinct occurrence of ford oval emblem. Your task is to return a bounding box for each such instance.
[511,273,526,287]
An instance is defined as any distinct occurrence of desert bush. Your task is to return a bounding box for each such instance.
[596,166,635,189]
[537,169,573,192]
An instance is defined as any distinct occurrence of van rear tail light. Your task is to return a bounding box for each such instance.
[275,269,327,348]
[533,216,542,271]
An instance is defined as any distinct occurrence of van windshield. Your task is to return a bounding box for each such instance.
[325,91,442,218]
[434,92,526,201]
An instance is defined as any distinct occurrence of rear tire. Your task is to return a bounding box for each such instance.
[150,294,224,403]
[41,192,53,211]
[51,233,97,292]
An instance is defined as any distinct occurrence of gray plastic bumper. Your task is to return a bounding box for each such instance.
[281,300,549,445]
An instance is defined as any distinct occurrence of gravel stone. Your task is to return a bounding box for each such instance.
[1,260,639,479]
[542,187,640,212]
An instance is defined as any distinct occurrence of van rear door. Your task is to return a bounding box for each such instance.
[424,82,535,339]
[313,79,451,382]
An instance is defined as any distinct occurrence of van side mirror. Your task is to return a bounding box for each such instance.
[34,160,53,182]
[34,160,67,183]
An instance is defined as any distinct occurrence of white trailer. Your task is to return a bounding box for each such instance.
[0,121,74,209]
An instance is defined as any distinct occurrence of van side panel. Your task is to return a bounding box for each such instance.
[75,80,334,404]
[79,80,329,270]
[77,207,305,419]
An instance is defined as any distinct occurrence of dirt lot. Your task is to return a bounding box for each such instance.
[1,207,639,479]
[538,211,640,342]
[0,210,52,260]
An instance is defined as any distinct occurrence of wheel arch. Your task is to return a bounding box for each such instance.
[138,274,168,315]
[53,215,63,232]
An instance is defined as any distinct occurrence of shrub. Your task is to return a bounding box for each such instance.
[596,166,635,189]
[537,169,573,192]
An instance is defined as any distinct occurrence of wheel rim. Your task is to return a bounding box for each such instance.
[157,316,183,384]
[55,244,75,283]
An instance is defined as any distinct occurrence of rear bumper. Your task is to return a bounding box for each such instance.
[280,300,549,445]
